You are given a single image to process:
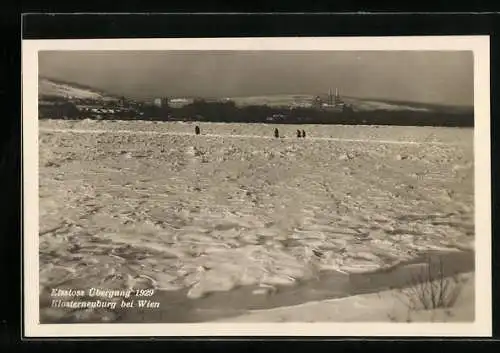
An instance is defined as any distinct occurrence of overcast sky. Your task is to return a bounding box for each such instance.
[39,50,474,106]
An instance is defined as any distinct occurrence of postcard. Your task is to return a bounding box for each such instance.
[22,35,491,337]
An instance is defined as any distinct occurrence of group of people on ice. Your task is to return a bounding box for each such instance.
[273,128,306,139]
[296,129,306,138]
[194,125,306,139]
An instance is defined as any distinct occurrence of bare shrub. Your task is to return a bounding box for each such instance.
[398,256,463,311]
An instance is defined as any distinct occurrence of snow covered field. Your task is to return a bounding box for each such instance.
[38,119,475,323]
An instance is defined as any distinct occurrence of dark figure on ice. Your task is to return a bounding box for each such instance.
[195,126,200,135]
[274,128,279,138]
[297,129,302,138]
[302,129,306,138]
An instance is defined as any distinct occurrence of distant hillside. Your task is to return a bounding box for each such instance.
[228,94,471,114]
[37,77,472,116]
[348,96,474,114]
[38,77,120,101]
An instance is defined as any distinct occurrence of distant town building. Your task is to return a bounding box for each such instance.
[153,97,169,108]
[316,87,347,112]
[119,96,127,106]
[290,102,313,109]
[168,98,194,108]
[313,95,323,108]
[334,88,344,107]
[266,113,287,122]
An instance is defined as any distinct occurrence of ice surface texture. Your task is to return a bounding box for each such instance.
[38,120,474,308]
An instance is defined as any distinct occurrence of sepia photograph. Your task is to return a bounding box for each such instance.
[22,36,491,337]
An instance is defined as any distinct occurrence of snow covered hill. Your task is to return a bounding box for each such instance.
[39,77,118,101]
[226,94,470,114]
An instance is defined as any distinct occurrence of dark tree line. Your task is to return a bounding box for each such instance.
[39,99,474,127]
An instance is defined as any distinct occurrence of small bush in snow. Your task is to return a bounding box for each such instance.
[398,256,463,311]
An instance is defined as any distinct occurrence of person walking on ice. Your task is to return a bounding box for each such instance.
[195,126,200,135]
[302,129,306,138]
[274,128,279,138]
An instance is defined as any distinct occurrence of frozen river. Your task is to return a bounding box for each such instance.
[37,119,475,322]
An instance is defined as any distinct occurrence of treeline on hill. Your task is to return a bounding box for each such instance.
[38,99,474,127]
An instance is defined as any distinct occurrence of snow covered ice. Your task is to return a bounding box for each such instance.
[38,119,475,321]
